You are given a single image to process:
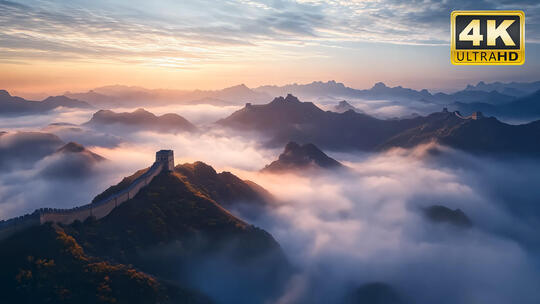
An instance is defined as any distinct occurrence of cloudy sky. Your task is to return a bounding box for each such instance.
[1,0,540,94]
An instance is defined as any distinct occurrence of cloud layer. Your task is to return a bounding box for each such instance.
[241,143,540,303]
[2,0,539,67]
[2,105,540,303]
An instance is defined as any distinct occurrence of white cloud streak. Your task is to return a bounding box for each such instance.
[3,0,539,67]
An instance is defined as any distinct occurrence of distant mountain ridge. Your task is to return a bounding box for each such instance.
[53,79,539,110]
[254,81,433,101]
[0,90,92,115]
[450,89,540,120]
[464,81,540,96]
[84,108,197,133]
[218,94,423,150]
[253,80,517,105]
[219,94,540,157]
[66,84,271,107]
[6,79,538,118]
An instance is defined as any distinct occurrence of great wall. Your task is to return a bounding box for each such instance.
[0,150,175,241]
[0,107,486,241]
[442,107,485,120]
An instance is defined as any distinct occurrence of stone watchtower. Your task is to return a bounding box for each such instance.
[156,150,174,171]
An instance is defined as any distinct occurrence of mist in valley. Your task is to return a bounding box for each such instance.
[1,101,540,303]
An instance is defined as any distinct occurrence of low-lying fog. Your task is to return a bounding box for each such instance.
[313,98,441,118]
[1,105,540,304]
[242,144,540,304]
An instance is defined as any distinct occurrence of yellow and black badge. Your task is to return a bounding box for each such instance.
[451,11,525,65]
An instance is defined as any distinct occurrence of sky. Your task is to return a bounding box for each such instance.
[1,0,540,95]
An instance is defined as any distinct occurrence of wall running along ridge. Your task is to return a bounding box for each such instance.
[0,159,166,241]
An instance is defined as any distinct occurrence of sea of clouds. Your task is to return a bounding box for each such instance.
[1,104,540,303]
[241,144,540,303]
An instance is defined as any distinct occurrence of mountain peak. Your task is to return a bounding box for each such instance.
[223,83,250,91]
[56,141,106,162]
[372,82,387,89]
[333,100,362,114]
[269,94,301,104]
[58,142,85,153]
[0,89,11,98]
[177,161,218,177]
[85,108,196,133]
[285,94,300,102]
[42,95,70,102]
[284,141,301,152]
[262,141,344,173]
[423,205,472,228]
[325,80,346,88]
[134,107,150,113]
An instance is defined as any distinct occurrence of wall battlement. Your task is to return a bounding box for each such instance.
[0,150,174,241]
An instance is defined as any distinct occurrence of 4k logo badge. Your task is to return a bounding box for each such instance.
[451,11,525,65]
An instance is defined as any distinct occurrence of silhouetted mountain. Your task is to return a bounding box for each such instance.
[434,89,514,105]
[367,82,433,101]
[0,164,291,303]
[66,85,162,108]
[67,84,271,107]
[255,80,357,99]
[219,95,540,157]
[501,90,540,118]
[0,131,109,179]
[0,90,91,115]
[56,142,105,161]
[423,205,472,228]
[0,89,27,103]
[464,81,540,97]
[254,81,432,101]
[0,131,64,170]
[218,94,428,150]
[41,95,92,108]
[333,100,362,113]
[202,84,270,104]
[379,111,540,156]
[174,161,273,207]
[84,108,197,133]
[63,80,537,110]
[219,94,420,150]
[40,142,106,179]
[262,142,344,172]
[451,89,540,120]
[65,90,119,108]
[253,80,517,106]
[92,85,154,96]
